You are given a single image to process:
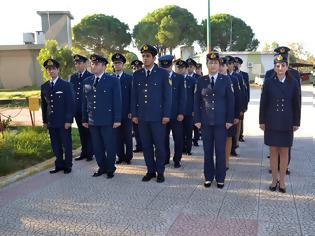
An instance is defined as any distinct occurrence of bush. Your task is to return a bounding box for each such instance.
[37,40,74,81]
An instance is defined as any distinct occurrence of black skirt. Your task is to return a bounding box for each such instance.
[264,129,293,147]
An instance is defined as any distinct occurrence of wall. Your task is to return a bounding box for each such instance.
[38,12,73,47]
[0,45,43,89]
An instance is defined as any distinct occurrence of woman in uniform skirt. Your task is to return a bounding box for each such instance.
[259,53,301,193]
[219,57,241,170]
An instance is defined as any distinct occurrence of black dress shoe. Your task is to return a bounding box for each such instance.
[286,169,290,175]
[125,160,131,165]
[116,160,123,164]
[239,137,245,142]
[142,173,156,182]
[187,152,192,156]
[64,168,72,174]
[217,183,225,189]
[174,161,181,168]
[267,155,270,159]
[157,174,165,183]
[164,160,170,165]
[193,142,199,147]
[75,156,85,161]
[92,171,104,177]
[86,157,93,162]
[204,181,211,188]
[49,168,63,174]
[107,172,114,179]
[230,151,238,157]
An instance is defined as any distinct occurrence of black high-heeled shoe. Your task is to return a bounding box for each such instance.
[278,180,286,193]
[279,184,286,193]
[269,181,278,192]
[269,185,277,191]
[279,187,286,193]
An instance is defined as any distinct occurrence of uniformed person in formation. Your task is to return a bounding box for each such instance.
[70,54,94,162]
[234,57,249,143]
[186,58,201,147]
[233,57,248,147]
[175,60,194,155]
[131,59,143,72]
[82,54,122,179]
[186,58,201,80]
[259,53,301,193]
[158,55,186,168]
[174,59,187,75]
[130,59,143,153]
[41,59,75,174]
[226,56,247,157]
[131,44,172,183]
[265,46,301,85]
[111,53,133,164]
[219,57,241,170]
[195,63,203,76]
[194,52,234,188]
[226,56,245,158]
[264,46,301,175]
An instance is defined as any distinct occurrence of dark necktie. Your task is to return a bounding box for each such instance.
[211,76,215,89]
[79,73,82,78]
[50,81,54,90]
[116,74,120,79]
[146,70,150,78]
[94,77,100,88]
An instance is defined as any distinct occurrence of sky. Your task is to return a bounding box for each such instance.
[0,0,313,54]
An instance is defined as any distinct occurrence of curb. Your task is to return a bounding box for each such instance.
[0,148,81,189]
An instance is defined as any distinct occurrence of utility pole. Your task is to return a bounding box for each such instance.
[207,0,211,52]
[229,15,233,50]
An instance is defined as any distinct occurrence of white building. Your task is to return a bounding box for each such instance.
[193,51,274,84]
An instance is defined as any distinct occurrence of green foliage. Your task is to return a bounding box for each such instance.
[133,22,159,50]
[133,5,199,54]
[73,14,131,54]
[262,41,279,52]
[37,40,74,81]
[157,15,181,54]
[0,126,52,175]
[0,126,81,176]
[199,14,259,52]
[305,52,315,65]
[287,42,310,64]
[0,116,12,135]
[0,146,14,175]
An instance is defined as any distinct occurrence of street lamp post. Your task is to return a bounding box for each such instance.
[207,0,211,52]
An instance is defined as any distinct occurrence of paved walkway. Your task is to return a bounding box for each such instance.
[0,86,314,236]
